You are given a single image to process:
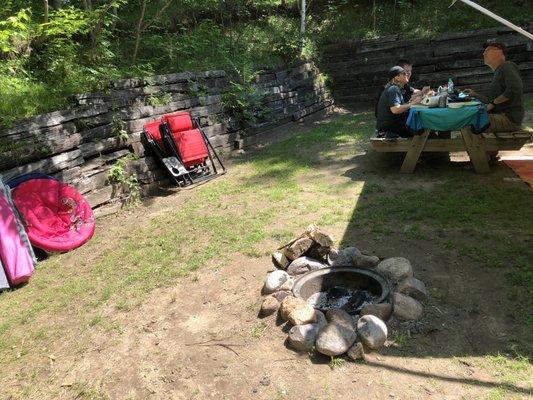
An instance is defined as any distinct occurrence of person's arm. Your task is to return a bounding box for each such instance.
[390,103,412,114]
[488,64,523,111]
[463,88,489,103]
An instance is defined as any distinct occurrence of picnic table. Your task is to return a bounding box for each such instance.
[371,102,532,173]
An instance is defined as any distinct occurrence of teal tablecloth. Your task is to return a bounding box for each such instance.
[406,103,490,133]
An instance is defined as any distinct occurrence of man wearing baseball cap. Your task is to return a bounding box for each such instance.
[375,66,422,138]
[464,41,524,132]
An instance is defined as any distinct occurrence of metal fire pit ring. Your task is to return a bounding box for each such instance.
[292,267,390,305]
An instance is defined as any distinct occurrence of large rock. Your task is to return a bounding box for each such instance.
[356,315,388,350]
[353,254,380,269]
[286,256,328,276]
[288,303,317,325]
[360,303,393,321]
[288,324,319,351]
[392,292,423,321]
[346,341,365,361]
[375,257,413,282]
[315,323,357,356]
[314,309,327,328]
[305,224,333,247]
[328,247,360,267]
[272,251,289,269]
[280,296,307,321]
[263,270,291,294]
[283,237,313,260]
[325,309,357,329]
[271,290,292,303]
[397,277,428,302]
[259,295,280,317]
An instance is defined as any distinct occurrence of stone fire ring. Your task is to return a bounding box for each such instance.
[292,267,391,305]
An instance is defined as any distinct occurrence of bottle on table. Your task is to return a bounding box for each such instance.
[448,77,454,93]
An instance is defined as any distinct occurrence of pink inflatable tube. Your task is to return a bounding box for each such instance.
[12,179,95,252]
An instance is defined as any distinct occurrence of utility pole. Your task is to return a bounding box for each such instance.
[301,0,306,35]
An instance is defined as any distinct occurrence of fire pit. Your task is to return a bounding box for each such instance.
[292,267,390,315]
[259,225,429,360]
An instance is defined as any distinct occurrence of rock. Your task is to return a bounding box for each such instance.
[283,237,313,260]
[360,303,393,321]
[346,341,365,361]
[314,309,327,328]
[375,257,413,282]
[263,270,291,294]
[397,277,428,302]
[272,251,289,269]
[271,290,292,303]
[353,254,380,269]
[315,322,357,356]
[259,295,280,317]
[286,256,328,276]
[356,315,388,350]
[306,243,330,261]
[288,323,319,351]
[392,292,423,320]
[288,304,317,325]
[279,276,294,291]
[328,247,360,267]
[259,376,270,386]
[325,309,357,329]
[305,224,333,247]
[280,296,307,321]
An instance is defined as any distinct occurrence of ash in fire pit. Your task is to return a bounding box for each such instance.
[306,286,375,314]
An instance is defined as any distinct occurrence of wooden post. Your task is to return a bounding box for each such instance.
[460,127,490,173]
[400,130,430,173]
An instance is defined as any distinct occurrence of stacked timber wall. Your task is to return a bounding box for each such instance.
[320,24,533,107]
[0,62,332,216]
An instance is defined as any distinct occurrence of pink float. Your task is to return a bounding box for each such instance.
[12,179,95,252]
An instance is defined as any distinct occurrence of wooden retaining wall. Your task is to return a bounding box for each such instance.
[320,24,533,107]
[0,62,332,216]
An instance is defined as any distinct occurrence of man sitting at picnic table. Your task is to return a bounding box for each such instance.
[464,42,524,133]
[375,66,422,138]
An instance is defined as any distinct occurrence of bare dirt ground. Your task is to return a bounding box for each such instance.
[3,110,532,400]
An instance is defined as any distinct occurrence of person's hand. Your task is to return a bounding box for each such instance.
[426,89,436,96]
[421,86,431,95]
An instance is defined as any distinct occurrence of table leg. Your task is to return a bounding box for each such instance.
[400,130,430,173]
[460,128,490,173]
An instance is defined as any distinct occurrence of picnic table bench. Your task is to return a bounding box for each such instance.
[370,102,532,173]
[371,128,532,173]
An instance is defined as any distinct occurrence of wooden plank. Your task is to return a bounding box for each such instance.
[400,130,430,174]
[460,128,490,173]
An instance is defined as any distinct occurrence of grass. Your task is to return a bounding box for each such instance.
[0,100,532,397]
[329,356,346,370]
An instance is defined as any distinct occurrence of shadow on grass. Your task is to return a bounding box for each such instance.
[236,109,532,392]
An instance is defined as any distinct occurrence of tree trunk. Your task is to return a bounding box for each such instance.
[131,0,147,65]
[43,0,49,23]
[51,0,62,9]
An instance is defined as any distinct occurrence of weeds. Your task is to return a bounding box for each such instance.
[329,356,346,370]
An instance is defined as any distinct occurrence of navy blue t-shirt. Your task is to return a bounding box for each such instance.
[376,85,406,131]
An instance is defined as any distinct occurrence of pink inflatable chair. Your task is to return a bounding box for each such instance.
[12,178,95,252]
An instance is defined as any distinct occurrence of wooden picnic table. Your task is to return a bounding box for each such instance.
[371,104,531,173]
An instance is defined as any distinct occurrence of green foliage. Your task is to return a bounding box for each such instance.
[112,116,129,142]
[147,91,172,107]
[107,158,140,204]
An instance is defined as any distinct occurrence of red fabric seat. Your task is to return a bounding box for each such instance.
[163,113,208,168]
[143,120,165,152]
[12,179,95,252]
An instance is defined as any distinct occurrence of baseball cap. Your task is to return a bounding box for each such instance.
[484,41,507,56]
[388,66,405,80]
